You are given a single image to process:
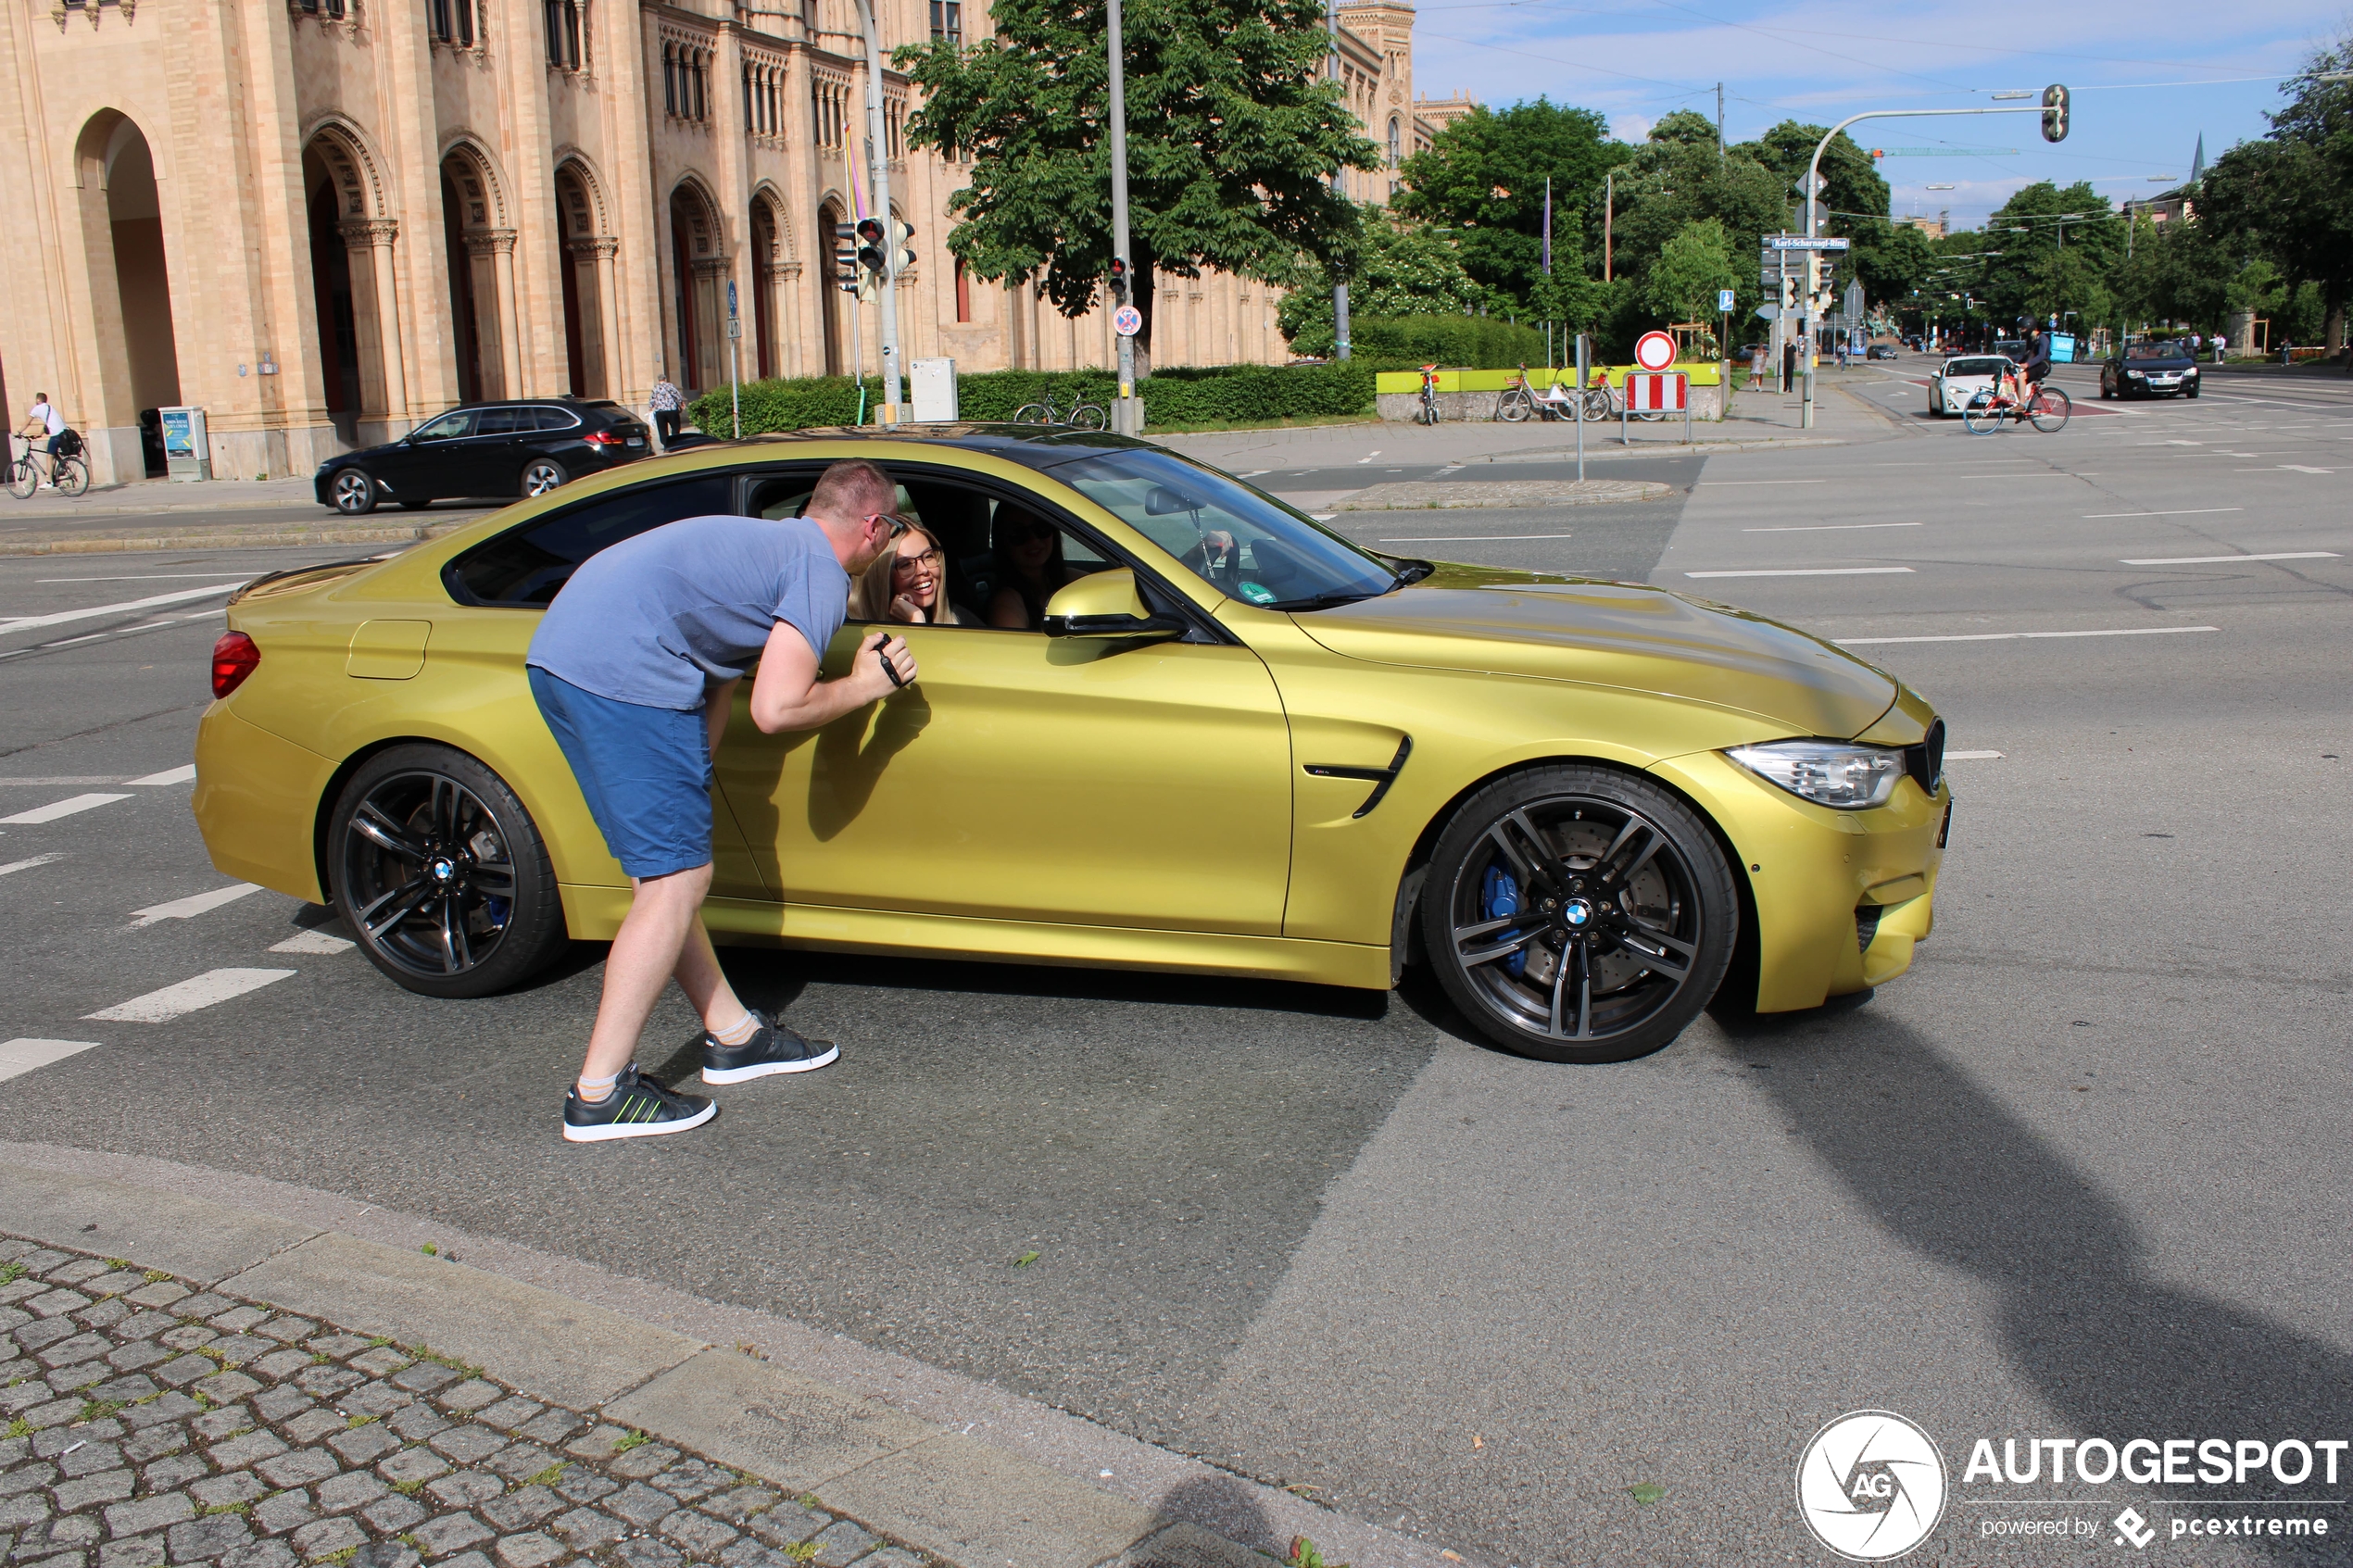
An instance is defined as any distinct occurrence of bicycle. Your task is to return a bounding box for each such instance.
[1416,364,1442,425]
[6,435,90,499]
[1010,394,1108,432]
[1496,363,1581,423]
[1961,378,2070,434]
[1586,369,1666,423]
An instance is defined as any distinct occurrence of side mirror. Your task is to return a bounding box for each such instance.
[1040,568,1186,640]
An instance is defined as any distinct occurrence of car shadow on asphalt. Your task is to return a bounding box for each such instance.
[1710,1002,2353,1550]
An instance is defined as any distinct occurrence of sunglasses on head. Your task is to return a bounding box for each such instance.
[864,512,912,538]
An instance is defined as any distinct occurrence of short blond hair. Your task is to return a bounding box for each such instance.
[807,458,895,525]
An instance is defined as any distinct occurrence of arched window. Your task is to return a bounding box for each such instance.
[662,44,677,116]
[1389,117,1401,167]
[545,0,582,68]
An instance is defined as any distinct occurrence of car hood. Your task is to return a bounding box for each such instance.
[1292,563,1897,739]
[2120,358,2196,371]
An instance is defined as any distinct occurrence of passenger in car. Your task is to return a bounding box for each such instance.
[987,508,1083,630]
[851,520,963,625]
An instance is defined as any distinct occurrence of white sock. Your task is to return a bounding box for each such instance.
[711,1011,759,1046]
[576,1070,621,1103]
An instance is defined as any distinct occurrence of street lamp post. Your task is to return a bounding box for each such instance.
[1107,0,1139,432]
[1327,0,1349,361]
[853,0,903,420]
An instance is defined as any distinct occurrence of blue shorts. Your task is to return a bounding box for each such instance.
[528,666,713,880]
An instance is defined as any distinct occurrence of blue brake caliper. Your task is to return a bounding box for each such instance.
[1480,865,1529,977]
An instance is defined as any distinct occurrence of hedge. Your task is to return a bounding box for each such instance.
[687,360,1378,435]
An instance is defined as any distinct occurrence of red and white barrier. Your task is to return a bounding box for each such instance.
[1624,371,1687,411]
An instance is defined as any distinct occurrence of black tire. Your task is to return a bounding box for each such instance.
[2028,385,2070,433]
[330,469,377,515]
[520,457,568,498]
[2101,378,2115,399]
[55,458,89,497]
[2184,383,2200,399]
[1420,765,1737,1064]
[327,744,566,999]
[1498,388,1533,422]
[3,458,32,501]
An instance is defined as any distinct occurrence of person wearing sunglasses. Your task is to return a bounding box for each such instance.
[987,507,1082,630]
[525,457,918,1142]
[852,518,964,626]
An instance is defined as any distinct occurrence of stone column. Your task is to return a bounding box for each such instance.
[578,236,623,402]
[487,229,524,397]
[462,230,512,398]
[339,220,403,433]
[692,256,729,398]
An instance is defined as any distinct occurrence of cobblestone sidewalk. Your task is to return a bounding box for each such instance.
[0,1237,924,1568]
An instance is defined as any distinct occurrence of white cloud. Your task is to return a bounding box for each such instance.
[1611,113,1655,143]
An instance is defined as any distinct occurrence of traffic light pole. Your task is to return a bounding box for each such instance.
[1106,0,1138,435]
[1798,103,2057,429]
[854,0,902,420]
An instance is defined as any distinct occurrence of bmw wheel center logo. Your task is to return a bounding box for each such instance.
[1797,1411,1948,1561]
[1562,897,1592,928]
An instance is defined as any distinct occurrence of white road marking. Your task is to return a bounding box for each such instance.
[0,793,132,824]
[124,764,196,786]
[37,573,256,583]
[85,968,296,1022]
[1686,567,1916,579]
[0,582,246,637]
[128,883,265,928]
[2081,508,2244,519]
[1838,626,2219,646]
[48,633,110,647]
[1697,479,1827,486]
[0,1039,102,1084]
[2118,552,2340,566]
[0,777,120,785]
[1945,750,2005,759]
[269,930,355,955]
[1379,533,1576,542]
[2280,465,2334,474]
[1744,521,1921,533]
[0,854,66,877]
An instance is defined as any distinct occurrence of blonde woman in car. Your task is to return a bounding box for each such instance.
[853,518,963,625]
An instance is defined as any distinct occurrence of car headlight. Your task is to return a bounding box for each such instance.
[1727,739,1906,809]
[2125,370,2145,379]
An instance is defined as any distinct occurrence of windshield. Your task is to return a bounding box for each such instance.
[2126,340,2186,360]
[1944,358,2008,377]
[1054,448,1399,609]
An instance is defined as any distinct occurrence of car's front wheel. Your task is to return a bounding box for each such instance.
[327,744,567,999]
[520,457,568,498]
[1421,765,1737,1063]
[330,470,377,515]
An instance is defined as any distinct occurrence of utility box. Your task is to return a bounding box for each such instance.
[159,407,210,482]
[910,358,958,423]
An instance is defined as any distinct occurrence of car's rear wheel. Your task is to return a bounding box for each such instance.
[520,457,568,498]
[330,470,377,515]
[327,744,566,999]
[1421,766,1737,1064]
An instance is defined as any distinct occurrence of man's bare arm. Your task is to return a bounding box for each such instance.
[747,621,917,734]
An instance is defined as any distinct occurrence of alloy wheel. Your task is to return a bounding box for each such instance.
[340,770,519,979]
[521,459,566,497]
[332,470,376,514]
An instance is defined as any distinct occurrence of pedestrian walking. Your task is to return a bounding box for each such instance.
[1747,342,1767,392]
[525,457,917,1141]
[649,376,686,447]
[2212,333,2227,363]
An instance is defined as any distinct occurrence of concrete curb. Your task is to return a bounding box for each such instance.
[0,492,323,519]
[0,1143,1471,1568]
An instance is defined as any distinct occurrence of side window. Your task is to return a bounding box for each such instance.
[411,410,473,443]
[533,407,582,431]
[745,471,823,520]
[474,408,527,436]
[969,495,1110,633]
[445,473,736,607]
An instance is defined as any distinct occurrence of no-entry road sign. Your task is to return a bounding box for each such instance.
[1633,331,1678,371]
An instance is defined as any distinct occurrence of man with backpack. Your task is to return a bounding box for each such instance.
[19,395,66,488]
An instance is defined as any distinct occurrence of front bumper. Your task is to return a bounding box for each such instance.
[1652,748,1948,1012]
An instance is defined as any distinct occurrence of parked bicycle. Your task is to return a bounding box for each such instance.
[1416,364,1443,425]
[5,433,90,499]
[1961,380,2070,434]
[1588,368,1667,423]
[1011,394,1108,432]
[1496,363,1581,422]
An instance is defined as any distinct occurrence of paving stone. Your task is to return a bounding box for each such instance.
[55,1473,138,1513]
[192,1410,253,1445]
[699,1489,777,1527]
[120,1429,187,1465]
[198,1341,271,1373]
[80,1302,134,1334]
[92,1375,162,1407]
[247,1392,310,1427]
[46,1360,112,1395]
[219,1543,295,1568]
[312,1473,385,1516]
[381,1411,443,1447]
[120,1286,188,1310]
[46,1261,108,1286]
[58,1442,125,1478]
[430,1386,497,1419]
[355,1498,425,1536]
[802,1521,876,1568]
[121,1397,203,1432]
[714,1542,795,1568]
[35,1333,113,1370]
[741,1508,831,1550]
[96,1536,166,1568]
[558,1431,628,1464]
[115,1315,181,1343]
[202,1312,265,1337]
[375,1450,447,1487]
[601,1486,675,1530]
[384,1368,454,1399]
[150,1359,218,1391]
[344,1353,407,1382]
[300,1339,369,1363]
[13,1549,83,1568]
[406,1514,492,1560]
[653,1512,736,1555]
[537,1471,610,1510]
[0,1492,55,1530]
[474,1490,557,1536]
[165,1298,231,1323]
[420,1474,499,1512]
[346,1549,417,1568]
[280,1415,344,1449]
[245,1356,308,1386]
[601,1449,677,1484]
[166,1516,254,1565]
[14,1320,81,1353]
[421,1433,497,1469]
[467,1403,539,1438]
[434,1553,492,1568]
[644,1462,725,1504]
[206,1435,288,1474]
[157,1331,216,1354]
[104,1496,195,1539]
[253,1453,338,1491]
[22,1515,105,1552]
[0,1461,56,1499]
[140,1456,209,1493]
[325,1428,397,1469]
[505,1416,577,1450]
[22,1399,83,1432]
[250,1323,314,1348]
[187,1477,266,1512]
[606,1540,679,1568]
[249,1491,317,1537]
[80,1275,149,1302]
[544,1512,621,1553]
[288,1519,365,1562]
[191,1375,261,1407]
[489,1534,561,1568]
[341,1387,409,1423]
[854,1550,922,1568]
[288,1371,357,1402]
[24,1294,94,1322]
[478,1448,551,1484]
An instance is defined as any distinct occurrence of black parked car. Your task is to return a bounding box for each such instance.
[316,398,651,515]
[1866,343,1900,360]
[2099,339,2201,400]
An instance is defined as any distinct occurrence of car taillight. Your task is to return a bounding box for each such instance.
[582,430,623,448]
[211,631,260,699]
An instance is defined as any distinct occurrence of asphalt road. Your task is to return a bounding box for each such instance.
[5,367,2350,1565]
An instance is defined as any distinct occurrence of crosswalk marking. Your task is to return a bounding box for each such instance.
[0,793,132,824]
[85,968,296,1022]
[0,1038,102,1084]
[0,582,246,638]
[128,883,265,928]
[0,854,65,877]
[269,930,355,955]
[125,764,197,786]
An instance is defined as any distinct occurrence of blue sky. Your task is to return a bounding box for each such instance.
[1405,0,2346,232]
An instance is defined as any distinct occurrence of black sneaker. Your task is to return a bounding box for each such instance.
[700,1010,839,1084]
[562,1065,716,1142]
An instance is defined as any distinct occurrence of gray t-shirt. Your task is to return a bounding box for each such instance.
[526,515,850,710]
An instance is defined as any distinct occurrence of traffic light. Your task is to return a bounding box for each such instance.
[889,219,916,275]
[1808,255,1834,315]
[832,222,859,288]
[2041,83,2069,144]
[1780,271,1801,312]
[1108,256,1131,303]
[854,216,887,276]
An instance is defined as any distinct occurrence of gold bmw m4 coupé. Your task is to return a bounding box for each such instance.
[195,426,1949,1063]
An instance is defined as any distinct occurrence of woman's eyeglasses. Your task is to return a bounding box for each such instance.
[890,549,944,572]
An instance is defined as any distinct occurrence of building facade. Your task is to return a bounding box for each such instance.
[0,0,1443,485]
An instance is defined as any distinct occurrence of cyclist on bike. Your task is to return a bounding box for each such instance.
[19,395,64,488]
[2000,327,2051,410]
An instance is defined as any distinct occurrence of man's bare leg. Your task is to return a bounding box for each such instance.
[576,863,746,1094]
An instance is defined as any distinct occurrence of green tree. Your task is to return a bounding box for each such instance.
[1642,218,1738,325]
[1277,209,1507,350]
[2197,43,2353,353]
[1599,115,1784,322]
[1737,121,1890,239]
[896,0,1378,362]
[1974,182,2120,332]
[1392,98,1624,308]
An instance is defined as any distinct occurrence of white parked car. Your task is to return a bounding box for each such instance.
[1929,355,2015,417]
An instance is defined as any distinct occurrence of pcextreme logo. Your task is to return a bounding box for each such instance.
[1796,1411,1949,1561]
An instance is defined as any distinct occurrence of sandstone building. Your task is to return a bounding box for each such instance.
[1,0,1455,486]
